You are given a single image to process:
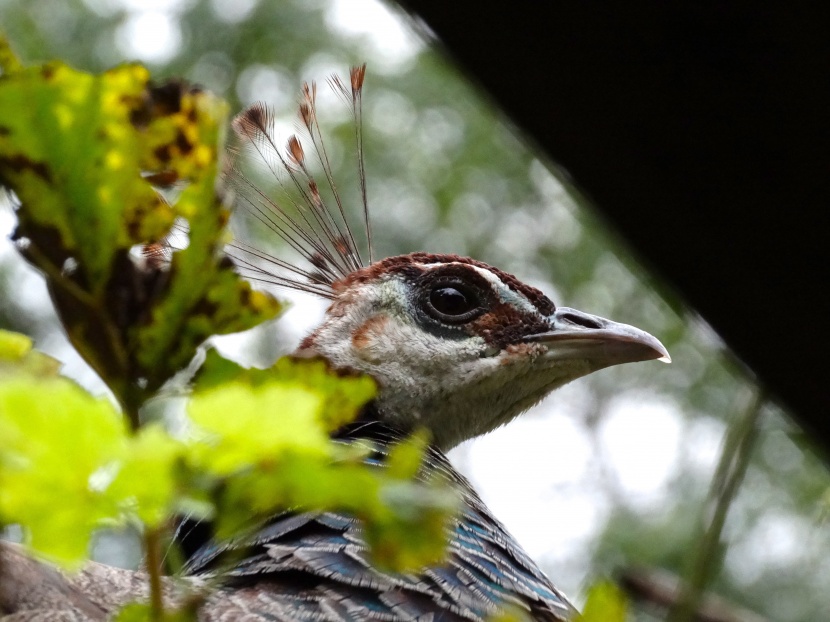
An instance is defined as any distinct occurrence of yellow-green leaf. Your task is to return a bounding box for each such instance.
[110,424,185,527]
[578,581,627,622]
[0,329,32,360]
[0,330,62,378]
[1,47,281,402]
[0,376,126,566]
[386,429,430,479]
[187,381,328,475]
[195,353,376,433]
[115,602,194,622]
[0,60,170,289]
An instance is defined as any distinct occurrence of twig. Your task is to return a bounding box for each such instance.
[668,388,766,622]
[145,527,166,620]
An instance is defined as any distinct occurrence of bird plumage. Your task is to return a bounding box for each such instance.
[177,66,669,621]
[181,420,574,621]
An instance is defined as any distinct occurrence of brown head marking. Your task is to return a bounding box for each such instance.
[333,252,556,351]
[467,301,552,349]
[352,314,389,350]
[336,252,555,316]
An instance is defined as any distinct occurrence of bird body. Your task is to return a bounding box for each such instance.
[179,251,666,620]
[180,66,669,620]
[183,421,575,621]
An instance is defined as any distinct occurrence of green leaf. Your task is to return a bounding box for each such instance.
[130,87,283,389]
[578,581,627,622]
[187,381,328,476]
[110,424,185,527]
[210,450,457,572]
[0,376,126,566]
[0,36,23,74]
[113,603,153,622]
[0,334,451,573]
[186,356,453,572]
[0,328,32,360]
[196,352,377,433]
[0,329,62,377]
[363,478,457,572]
[268,357,377,432]
[0,52,281,407]
[386,429,431,479]
[0,60,171,290]
[0,44,452,580]
[115,602,195,622]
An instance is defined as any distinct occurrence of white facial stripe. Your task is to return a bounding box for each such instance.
[418,261,543,316]
[465,264,542,316]
[377,276,410,314]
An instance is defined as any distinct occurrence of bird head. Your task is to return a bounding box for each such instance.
[297,252,669,450]
[227,68,669,450]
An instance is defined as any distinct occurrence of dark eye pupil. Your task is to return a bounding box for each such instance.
[430,287,473,316]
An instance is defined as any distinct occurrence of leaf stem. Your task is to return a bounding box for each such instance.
[145,527,165,620]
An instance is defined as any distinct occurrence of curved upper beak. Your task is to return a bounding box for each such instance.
[525,307,671,367]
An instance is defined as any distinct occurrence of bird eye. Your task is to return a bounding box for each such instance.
[426,284,482,323]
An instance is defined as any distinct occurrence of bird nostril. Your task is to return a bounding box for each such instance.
[560,312,602,329]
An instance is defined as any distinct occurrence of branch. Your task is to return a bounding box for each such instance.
[0,541,306,620]
[619,566,768,622]
[0,541,148,620]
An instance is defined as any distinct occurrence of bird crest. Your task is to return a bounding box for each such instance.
[222,65,374,299]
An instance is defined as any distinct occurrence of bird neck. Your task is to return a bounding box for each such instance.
[332,401,413,446]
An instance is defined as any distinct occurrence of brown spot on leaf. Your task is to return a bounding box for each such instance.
[154,143,172,163]
[148,80,185,115]
[0,155,51,182]
[144,170,179,187]
[191,296,219,320]
[175,129,193,155]
[129,79,195,128]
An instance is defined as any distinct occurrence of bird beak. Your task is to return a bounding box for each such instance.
[525,306,671,367]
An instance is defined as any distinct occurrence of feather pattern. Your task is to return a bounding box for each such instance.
[181,420,576,621]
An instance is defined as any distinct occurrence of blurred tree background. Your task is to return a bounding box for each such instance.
[0,0,828,620]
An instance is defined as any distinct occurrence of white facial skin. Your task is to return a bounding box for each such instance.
[298,262,667,450]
